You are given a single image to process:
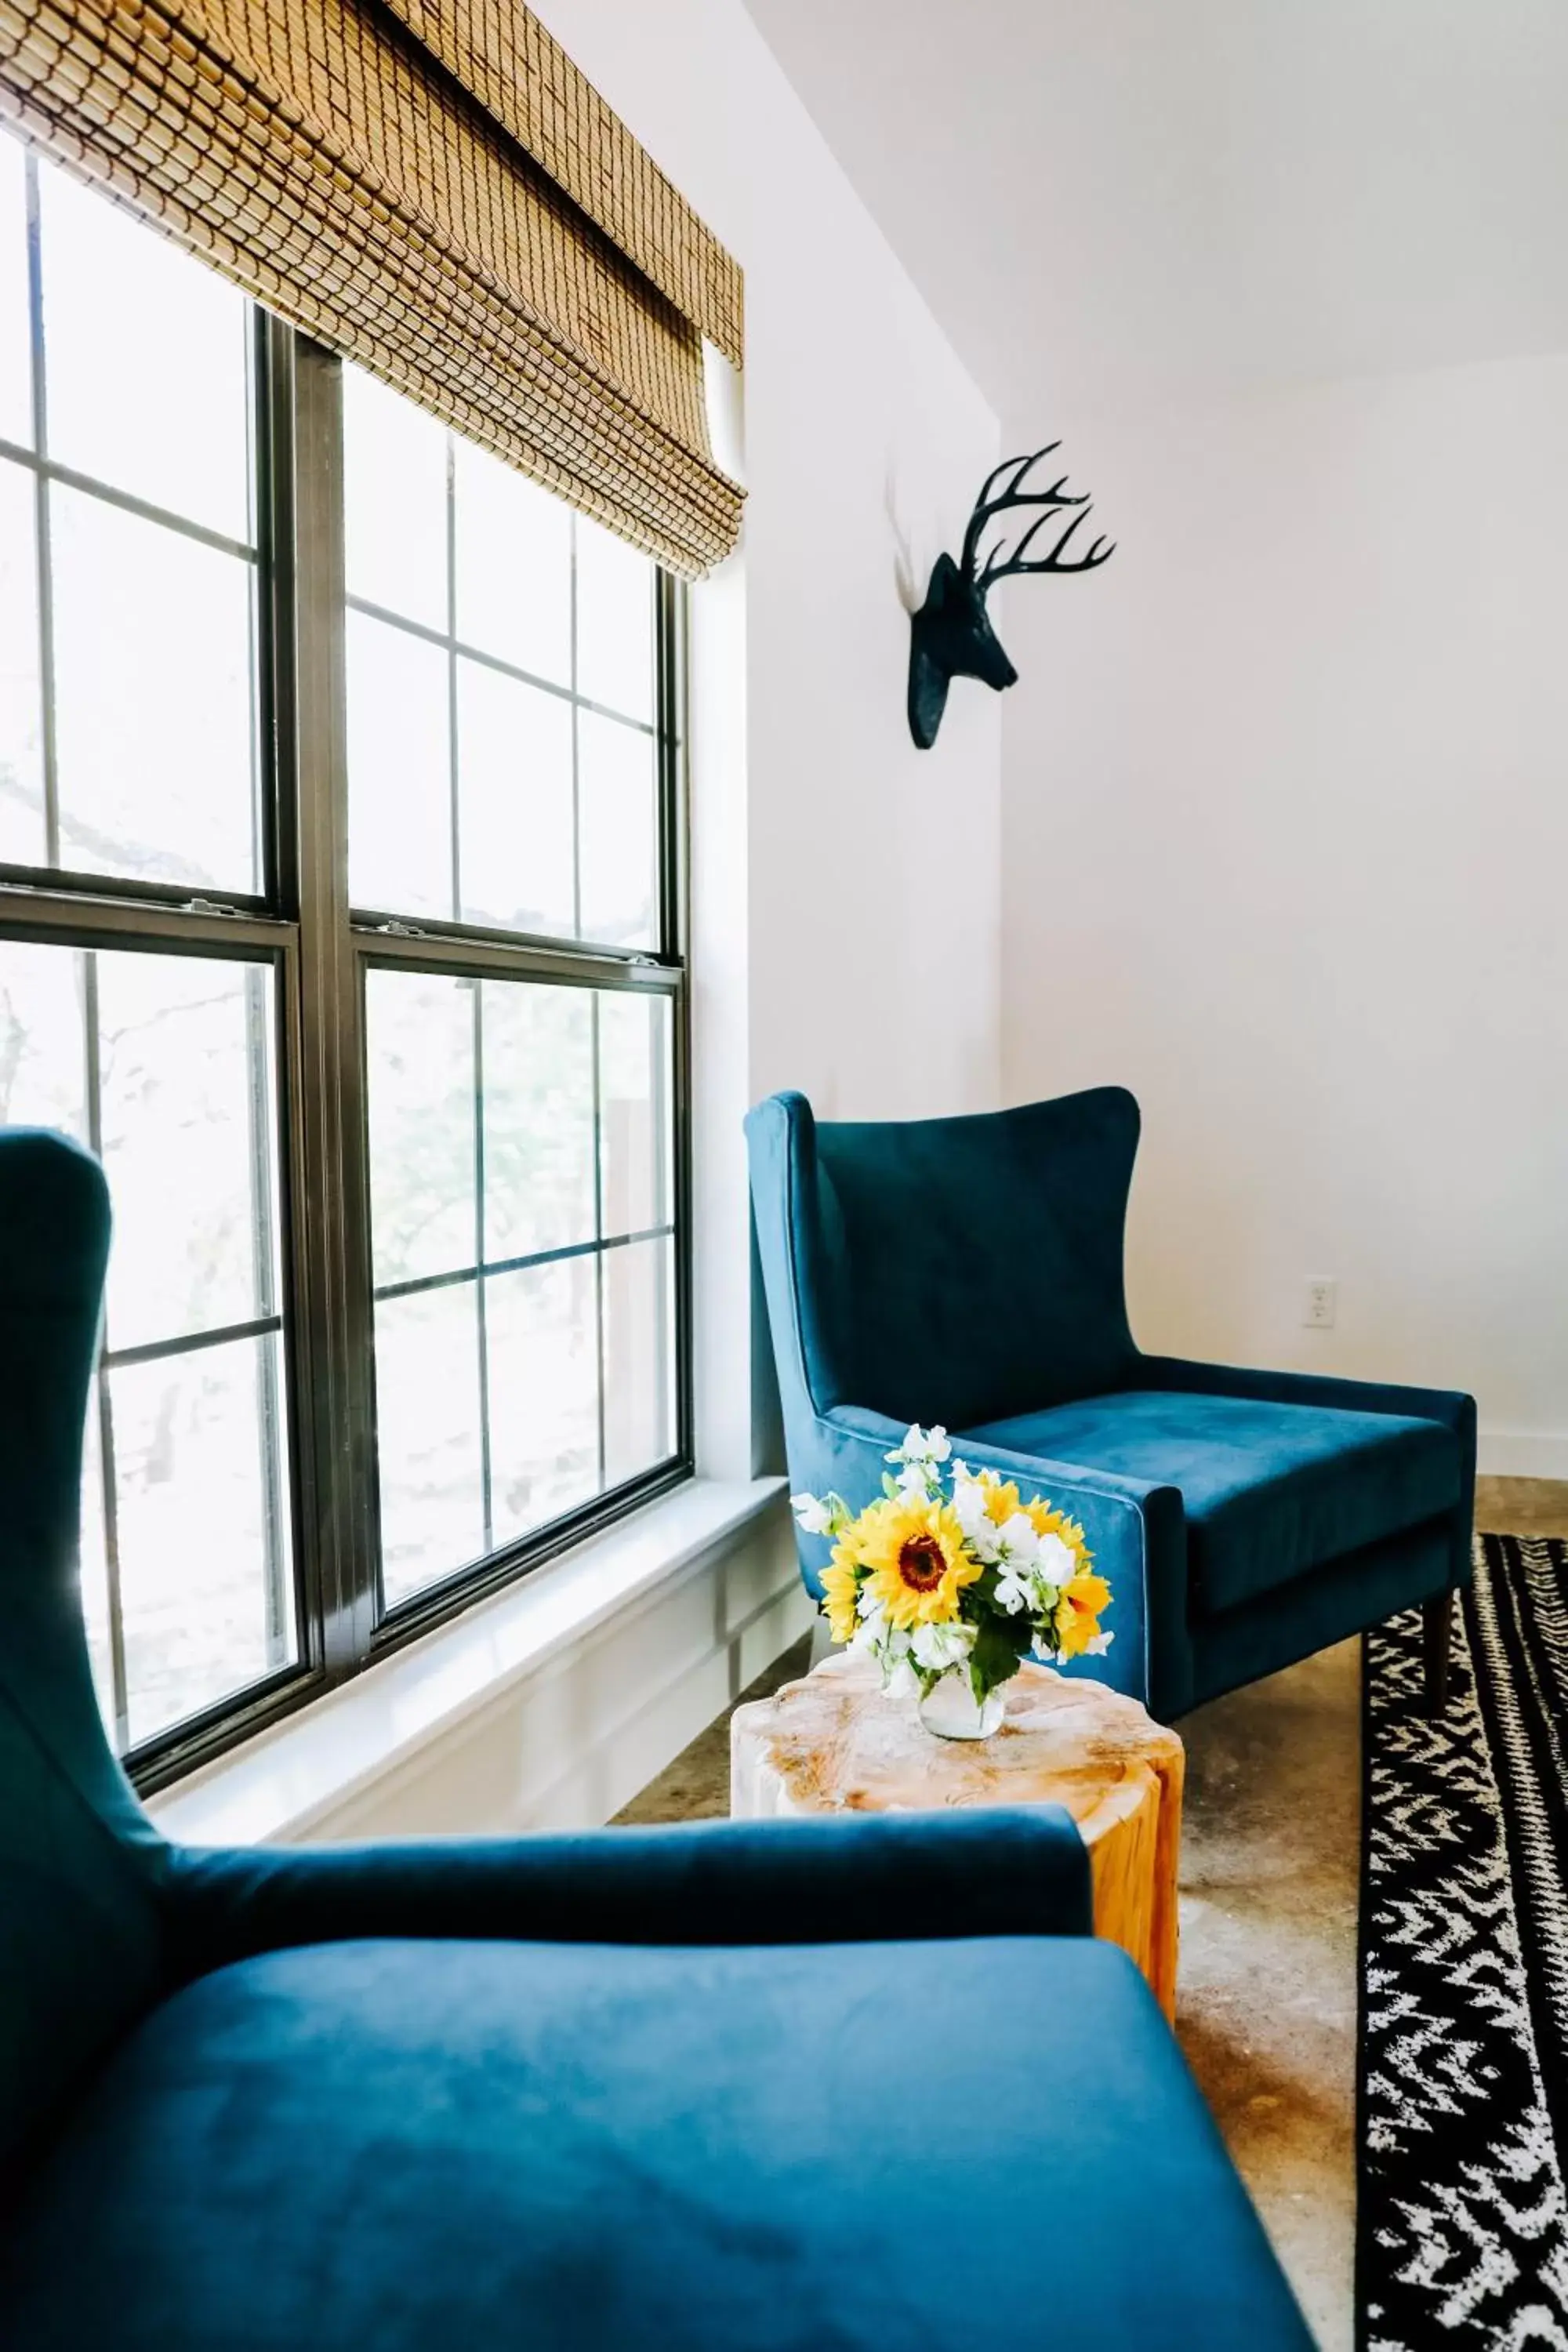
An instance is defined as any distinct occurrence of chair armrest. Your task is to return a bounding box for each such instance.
[162,1809,1092,1976]
[815,1406,1193,1716]
[1138,1354,1475,1442]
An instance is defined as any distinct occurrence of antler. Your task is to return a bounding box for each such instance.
[960,445,1115,590]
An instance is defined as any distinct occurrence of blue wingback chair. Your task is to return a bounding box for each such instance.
[0,1128,1310,2347]
[747,1087,1474,1721]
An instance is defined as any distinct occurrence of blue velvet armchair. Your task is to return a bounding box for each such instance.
[747,1086,1475,1720]
[0,1128,1309,2347]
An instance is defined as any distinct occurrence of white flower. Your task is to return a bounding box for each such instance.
[881,1654,920,1703]
[994,1512,1041,1568]
[951,1470,1002,1563]
[950,1466,985,1526]
[994,1566,1033,1616]
[884,1423,951,1469]
[1083,1632,1115,1658]
[852,1594,891,1658]
[1036,1532,1076,1582]
[910,1620,976,1673]
[790,1492,833,1536]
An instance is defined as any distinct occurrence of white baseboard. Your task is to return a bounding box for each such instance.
[1478,1428,1568,1480]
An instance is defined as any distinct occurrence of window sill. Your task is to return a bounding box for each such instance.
[148,1475,789,1848]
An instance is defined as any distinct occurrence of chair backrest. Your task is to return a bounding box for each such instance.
[746,1087,1142,1436]
[0,1131,165,2180]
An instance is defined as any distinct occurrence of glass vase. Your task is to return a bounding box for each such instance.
[917,1668,1007,1740]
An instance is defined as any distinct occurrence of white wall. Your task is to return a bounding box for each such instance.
[1000,354,1568,1472]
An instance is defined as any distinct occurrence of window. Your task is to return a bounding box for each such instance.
[0,132,689,1784]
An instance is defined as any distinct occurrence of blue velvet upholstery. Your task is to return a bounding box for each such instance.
[0,1936,1308,2350]
[971,1389,1460,1617]
[747,1088,1475,1721]
[0,1127,1310,2347]
[0,1134,167,2180]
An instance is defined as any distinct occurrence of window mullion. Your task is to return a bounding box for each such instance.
[23,153,60,867]
[285,328,379,1675]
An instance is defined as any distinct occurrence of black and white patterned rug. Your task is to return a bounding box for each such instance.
[1359,1534,1568,2348]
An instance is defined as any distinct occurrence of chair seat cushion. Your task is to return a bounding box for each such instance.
[965,1389,1461,1617]
[0,1935,1305,2350]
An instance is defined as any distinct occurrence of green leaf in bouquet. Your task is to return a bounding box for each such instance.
[968,1613,1031,1701]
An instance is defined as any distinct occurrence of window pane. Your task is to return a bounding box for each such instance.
[94,951,278,1352]
[343,362,447,632]
[113,1330,295,1746]
[575,514,655,722]
[366,967,679,1608]
[365,967,476,1289]
[50,487,258,890]
[0,130,30,449]
[577,710,657,948]
[375,1283,485,1608]
[453,439,571,684]
[0,456,44,865]
[37,160,251,541]
[603,1236,676,1486]
[481,978,594,1261]
[599,992,673,1236]
[0,936,85,1133]
[0,937,293,1751]
[455,659,574,937]
[486,1259,599,1548]
[343,376,668,954]
[347,610,452,919]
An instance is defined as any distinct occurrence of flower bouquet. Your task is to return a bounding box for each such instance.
[792,1425,1112,1739]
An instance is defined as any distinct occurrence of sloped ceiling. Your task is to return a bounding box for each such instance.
[742,0,1568,415]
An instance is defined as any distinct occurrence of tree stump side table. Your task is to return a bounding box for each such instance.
[731,1651,1185,2020]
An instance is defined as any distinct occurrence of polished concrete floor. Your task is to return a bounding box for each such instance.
[616,1476,1568,2349]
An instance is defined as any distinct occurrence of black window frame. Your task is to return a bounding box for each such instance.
[0,225,693,1791]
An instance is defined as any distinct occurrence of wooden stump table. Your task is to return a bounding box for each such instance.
[731,1651,1185,2019]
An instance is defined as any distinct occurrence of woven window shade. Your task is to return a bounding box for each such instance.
[0,0,744,575]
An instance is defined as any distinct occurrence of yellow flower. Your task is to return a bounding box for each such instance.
[819,1544,863,1646]
[975,1471,1022,1527]
[1055,1570,1113,1659]
[858,1494,980,1631]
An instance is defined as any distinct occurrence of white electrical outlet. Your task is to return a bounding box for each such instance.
[1304,1279,1338,1330]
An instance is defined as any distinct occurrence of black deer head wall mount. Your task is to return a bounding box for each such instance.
[907,442,1116,749]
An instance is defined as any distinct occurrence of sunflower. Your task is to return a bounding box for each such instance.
[1055,1570,1113,1659]
[819,1544,864,1646]
[858,1494,980,1631]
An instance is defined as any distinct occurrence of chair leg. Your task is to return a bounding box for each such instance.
[1422,1592,1454,1715]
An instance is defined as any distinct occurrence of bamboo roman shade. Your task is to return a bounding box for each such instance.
[0,0,744,574]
